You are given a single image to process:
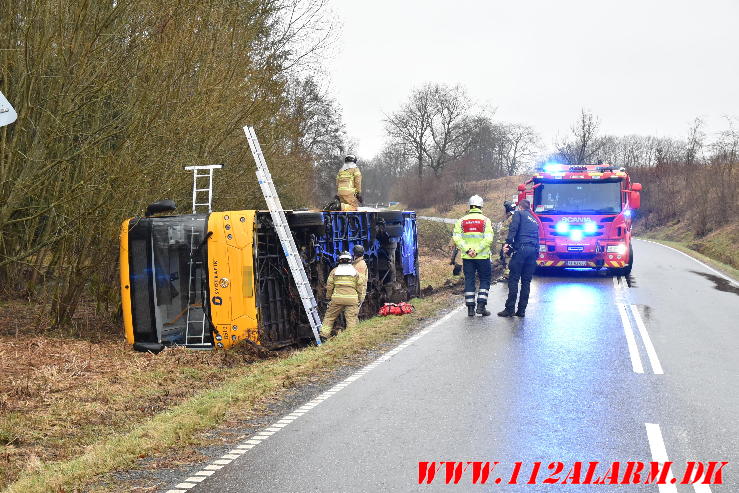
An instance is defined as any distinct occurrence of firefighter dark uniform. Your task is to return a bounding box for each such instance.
[336,156,362,211]
[321,254,366,338]
[453,197,494,316]
[499,203,540,317]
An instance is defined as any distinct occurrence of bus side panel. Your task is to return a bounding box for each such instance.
[207,211,259,349]
[120,219,135,344]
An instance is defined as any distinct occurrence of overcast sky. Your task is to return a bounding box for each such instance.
[325,0,739,159]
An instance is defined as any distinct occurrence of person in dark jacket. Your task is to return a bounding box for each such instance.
[498,199,540,317]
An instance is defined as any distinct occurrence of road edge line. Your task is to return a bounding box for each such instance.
[165,306,464,492]
[635,238,738,285]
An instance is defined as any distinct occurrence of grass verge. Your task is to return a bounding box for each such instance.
[3,289,456,493]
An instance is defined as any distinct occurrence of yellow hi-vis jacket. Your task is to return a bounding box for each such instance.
[453,207,494,259]
[326,263,366,305]
[336,165,362,196]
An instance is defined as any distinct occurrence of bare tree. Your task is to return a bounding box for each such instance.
[554,109,606,164]
[502,123,540,175]
[385,85,434,187]
[424,85,475,176]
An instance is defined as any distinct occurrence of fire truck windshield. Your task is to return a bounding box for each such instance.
[534,181,622,214]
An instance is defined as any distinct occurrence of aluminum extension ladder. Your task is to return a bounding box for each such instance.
[183,164,221,347]
[243,126,323,345]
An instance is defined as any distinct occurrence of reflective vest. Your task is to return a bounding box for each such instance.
[453,207,494,259]
[336,166,362,195]
[326,263,365,305]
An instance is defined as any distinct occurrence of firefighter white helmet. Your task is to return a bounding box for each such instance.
[469,195,484,208]
[344,155,357,163]
[338,251,352,263]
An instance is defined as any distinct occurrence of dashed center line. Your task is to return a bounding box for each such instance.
[645,423,713,493]
[164,306,463,493]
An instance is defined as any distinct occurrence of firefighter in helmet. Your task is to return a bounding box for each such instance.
[335,155,362,211]
[353,244,369,311]
[452,195,494,316]
[320,251,366,339]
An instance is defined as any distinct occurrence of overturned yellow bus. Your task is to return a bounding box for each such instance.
[120,208,419,352]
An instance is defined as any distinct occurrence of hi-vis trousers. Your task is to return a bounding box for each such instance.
[462,258,491,306]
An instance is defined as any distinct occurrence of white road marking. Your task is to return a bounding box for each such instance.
[645,423,678,493]
[630,304,664,374]
[617,303,644,373]
[165,306,464,491]
[689,462,714,493]
[636,238,738,286]
[645,424,713,493]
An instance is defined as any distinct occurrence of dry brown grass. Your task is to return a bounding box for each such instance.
[2,291,457,493]
[0,300,279,489]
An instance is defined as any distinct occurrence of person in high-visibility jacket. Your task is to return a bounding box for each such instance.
[452,195,495,317]
[320,251,366,338]
[336,155,362,211]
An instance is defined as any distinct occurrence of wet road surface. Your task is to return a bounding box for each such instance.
[164,239,738,492]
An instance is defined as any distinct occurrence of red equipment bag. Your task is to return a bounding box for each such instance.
[378,302,415,316]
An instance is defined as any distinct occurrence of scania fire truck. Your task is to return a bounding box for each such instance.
[516,164,642,275]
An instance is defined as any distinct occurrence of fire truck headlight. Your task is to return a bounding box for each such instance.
[623,209,632,218]
[607,244,627,254]
[555,222,570,234]
[539,244,546,252]
[569,230,583,241]
[583,222,597,234]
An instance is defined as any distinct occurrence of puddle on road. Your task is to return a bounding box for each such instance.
[690,270,739,296]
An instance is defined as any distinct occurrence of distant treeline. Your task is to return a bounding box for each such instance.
[365,87,737,240]
[0,0,347,325]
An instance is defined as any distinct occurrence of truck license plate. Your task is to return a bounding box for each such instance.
[567,261,587,266]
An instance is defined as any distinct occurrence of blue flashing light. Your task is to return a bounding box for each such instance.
[555,222,570,234]
[544,163,563,173]
[569,229,584,242]
[583,222,597,234]
[623,209,632,218]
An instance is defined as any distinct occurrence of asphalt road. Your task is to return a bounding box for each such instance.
[166,238,738,492]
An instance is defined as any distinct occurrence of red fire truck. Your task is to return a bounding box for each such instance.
[516,163,642,275]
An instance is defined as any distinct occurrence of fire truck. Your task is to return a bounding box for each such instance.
[516,163,642,275]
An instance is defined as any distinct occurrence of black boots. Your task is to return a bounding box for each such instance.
[468,304,491,316]
[498,308,525,317]
[476,303,491,316]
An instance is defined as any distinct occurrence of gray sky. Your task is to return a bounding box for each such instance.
[325,0,739,158]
